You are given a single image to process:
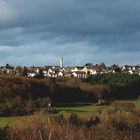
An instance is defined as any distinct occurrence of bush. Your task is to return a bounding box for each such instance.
[69,113,81,125]
[99,102,140,132]
[5,112,140,140]
[112,101,135,112]
[0,128,7,140]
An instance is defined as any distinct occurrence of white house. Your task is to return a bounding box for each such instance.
[81,66,97,75]
[71,66,84,72]
[89,69,97,75]
[43,70,48,77]
[72,71,87,78]
[58,71,63,77]
[128,70,133,74]
[27,73,36,77]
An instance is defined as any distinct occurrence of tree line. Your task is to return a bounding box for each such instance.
[0,74,140,116]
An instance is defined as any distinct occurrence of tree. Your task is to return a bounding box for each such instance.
[21,67,28,76]
[93,85,109,101]
[15,66,22,76]
[100,62,106,69]
[111,64,121,73]
[35,69,44,79]
[6,64,10,69]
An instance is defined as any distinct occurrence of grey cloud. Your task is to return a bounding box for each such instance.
[0,0,140,65]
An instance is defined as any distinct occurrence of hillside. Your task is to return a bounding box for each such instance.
[0,74,139,116]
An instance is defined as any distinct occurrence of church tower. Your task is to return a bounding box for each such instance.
[60,57,64,68]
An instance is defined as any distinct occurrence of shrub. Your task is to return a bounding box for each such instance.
[112,101,135,112]
[99,102,140,133]
[5,113,140,140]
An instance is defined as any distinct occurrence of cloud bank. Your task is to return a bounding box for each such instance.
[0,0,140,66]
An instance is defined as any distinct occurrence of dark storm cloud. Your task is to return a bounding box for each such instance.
[0,0,140,65]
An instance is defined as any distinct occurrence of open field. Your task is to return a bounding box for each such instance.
[57,99,140,116]
[0,117,15,128]
[57,104,104,117]
[0,104,103,127]
[131,99,140,105]
[0,105,102,128]
[0,99,140,128]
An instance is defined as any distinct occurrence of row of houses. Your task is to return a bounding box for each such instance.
[0,64,140,78]
[27,66,88,78]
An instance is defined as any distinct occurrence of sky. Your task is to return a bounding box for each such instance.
[0,0,140,66]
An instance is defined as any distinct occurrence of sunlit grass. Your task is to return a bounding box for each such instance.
[0,117,15,128]
[0,99,139,127]
[131,99,140,105]
[57,104,105,118]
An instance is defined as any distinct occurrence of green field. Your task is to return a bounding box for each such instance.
[57,99,140,115]
[57,104,104,117]
[0,99,140,128]
[0,105,102,128]
[131,99,140,105]
[0,117,15,128]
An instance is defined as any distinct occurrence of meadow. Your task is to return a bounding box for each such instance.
[0,99,139,128]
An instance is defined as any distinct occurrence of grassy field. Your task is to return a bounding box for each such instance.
[0,117,15,128]
[131,99,140,105]
[57,104,104,117]
[57,99,140,115]
[0,99,140,128]
[0,105,102,129]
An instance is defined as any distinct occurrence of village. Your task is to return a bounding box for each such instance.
[0,57,140,78]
